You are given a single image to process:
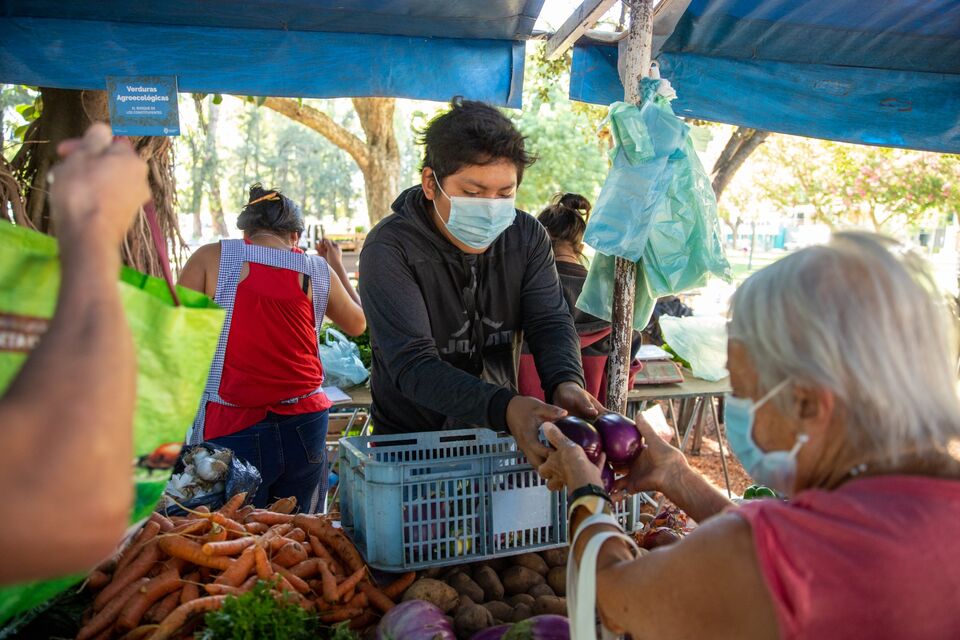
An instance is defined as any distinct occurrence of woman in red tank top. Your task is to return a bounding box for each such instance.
[537,232,960,639]
[179,184,364,513]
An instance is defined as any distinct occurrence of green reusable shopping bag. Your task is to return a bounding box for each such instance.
[0,221,224,626]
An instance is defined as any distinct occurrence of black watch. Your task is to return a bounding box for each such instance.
[568,483,612,505]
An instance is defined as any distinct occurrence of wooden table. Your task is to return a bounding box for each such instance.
[626,372,733,496]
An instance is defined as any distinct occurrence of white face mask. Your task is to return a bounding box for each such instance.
[433,176,516,250]
[725,379,809,495]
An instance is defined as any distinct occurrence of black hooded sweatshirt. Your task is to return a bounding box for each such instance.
[358,186,585,434]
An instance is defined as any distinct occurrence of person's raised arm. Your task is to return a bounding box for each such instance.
[0,124,149,584]
[317,238,361,306]
[325,267,365,336]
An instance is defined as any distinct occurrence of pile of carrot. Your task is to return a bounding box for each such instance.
[79,493,416,640]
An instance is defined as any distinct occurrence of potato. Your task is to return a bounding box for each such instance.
[403,578,460,613]
[483,601,514,623]
[515,553,549,576]
[454,603,495,638]
[528,583,555,598]
[456,596,476,616]
[473,566,505,602]
[422,567,446,580]
[507,594,536,608]
[540,548,568,568]
[546,566,566,597]
[533,595,567,616]
[512,603,533,623]
[486,558,507,574]
[448,572,485,603]
[502,566,544,596]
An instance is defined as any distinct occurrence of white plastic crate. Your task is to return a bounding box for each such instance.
[339,428,639,571]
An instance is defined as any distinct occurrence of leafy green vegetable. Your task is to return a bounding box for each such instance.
[199,581,315,640]
[199,582,363,640]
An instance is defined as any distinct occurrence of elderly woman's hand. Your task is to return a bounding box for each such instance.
[538,422,605,493]
[613,413,690,498]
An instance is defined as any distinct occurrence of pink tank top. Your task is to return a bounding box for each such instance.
[734,475,960,639]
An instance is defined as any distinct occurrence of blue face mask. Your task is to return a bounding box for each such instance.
[433,176,516,250]
[725,379,809,496]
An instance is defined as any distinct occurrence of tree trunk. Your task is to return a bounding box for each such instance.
[352,98,400,226]
[10,88,183,275]
[711,127,770,201]
[204,101,227,236]
[263,96,400,226]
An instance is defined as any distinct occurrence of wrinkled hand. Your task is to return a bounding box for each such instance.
[49,123,149,245]
[538,422,605,493]
[613,413,689,498]
[316,238,343,267]
[506,395,568,468]
[553,381,603,420]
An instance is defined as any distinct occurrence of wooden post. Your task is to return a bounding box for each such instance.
[606,0,655,413]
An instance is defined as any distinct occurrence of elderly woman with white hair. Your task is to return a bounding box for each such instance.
[538,231,960,639]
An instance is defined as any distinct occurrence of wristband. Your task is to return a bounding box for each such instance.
[569,483,612,505]
[567,495,614,520]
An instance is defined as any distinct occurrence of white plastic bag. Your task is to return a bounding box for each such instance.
[319,328,369,388]
[660,315,729,381]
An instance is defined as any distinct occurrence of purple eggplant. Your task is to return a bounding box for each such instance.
[601,463,615,494]
[553,416,602,464]
[594,413,642,466]
[377,600,456,640]
[503,615,570,640]
[470,624,512,640]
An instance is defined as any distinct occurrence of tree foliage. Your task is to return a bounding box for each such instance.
[512,44,610,214]
[747,135,960,233]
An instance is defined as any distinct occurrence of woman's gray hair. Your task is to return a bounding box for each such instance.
[729,231,960,464]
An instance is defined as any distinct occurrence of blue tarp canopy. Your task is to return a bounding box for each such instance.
[570,0,960,152]
[0,0,545,107]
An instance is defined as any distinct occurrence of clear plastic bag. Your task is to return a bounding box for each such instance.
[659,316,729,381]
[319,327,369,388]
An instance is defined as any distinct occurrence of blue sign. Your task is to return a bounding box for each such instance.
[106,76,180,136]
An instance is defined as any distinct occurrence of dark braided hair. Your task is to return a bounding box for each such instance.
[537,193,591,257]
[236,183,304,233]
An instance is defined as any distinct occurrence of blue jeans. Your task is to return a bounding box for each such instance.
[209,410,329,513]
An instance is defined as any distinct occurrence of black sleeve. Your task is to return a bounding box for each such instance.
[519,219,586,401]
[359,240,517,429]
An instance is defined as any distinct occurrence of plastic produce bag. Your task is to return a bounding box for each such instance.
[659,316,729,381]
[319,327,369,388]
[0,222,224,626]
[159,443,261,516]
[577,74,731,330]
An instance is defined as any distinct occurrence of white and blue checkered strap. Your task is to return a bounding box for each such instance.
[188,240,331,443]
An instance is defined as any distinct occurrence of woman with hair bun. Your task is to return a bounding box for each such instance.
[524,194,641,404]
[179,183,364,513]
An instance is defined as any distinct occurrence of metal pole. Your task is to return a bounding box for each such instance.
[606,0,654,413]
[747,221,756,271]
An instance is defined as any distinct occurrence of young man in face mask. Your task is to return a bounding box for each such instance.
[359,99,602,466]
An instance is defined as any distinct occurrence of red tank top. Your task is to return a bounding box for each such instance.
[203,246,330,439]
[735,475,960,639]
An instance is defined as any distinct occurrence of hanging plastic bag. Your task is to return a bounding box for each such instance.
[659,316,729,381]
[577,74,731,330]
[583,80,689,263]
[319,327,369,388]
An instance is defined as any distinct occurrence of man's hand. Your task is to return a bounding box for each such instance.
[49,123,149,245]
[506,395,566,467]
[613,413,690,499]
[553,381,603,420]
[316,238,344,268]
[538,422,605,493]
